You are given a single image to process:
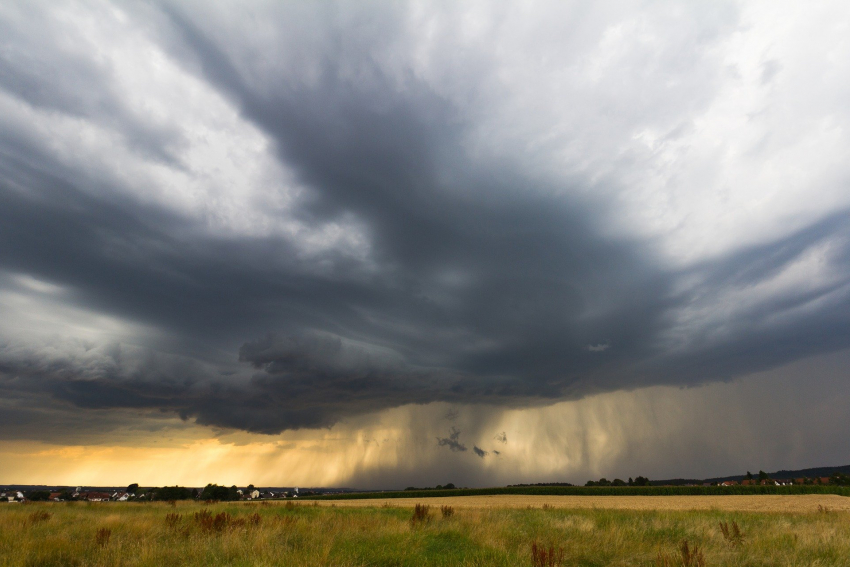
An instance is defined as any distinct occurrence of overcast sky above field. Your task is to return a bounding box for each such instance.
[2,0,850,488]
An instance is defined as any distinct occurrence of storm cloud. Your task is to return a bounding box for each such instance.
[1,0,850,452]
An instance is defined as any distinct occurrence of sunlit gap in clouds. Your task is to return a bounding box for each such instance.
[2,348,848,488]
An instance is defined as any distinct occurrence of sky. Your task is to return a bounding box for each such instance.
[1,0,850,489]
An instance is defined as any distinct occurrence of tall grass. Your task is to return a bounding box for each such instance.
[1,500,849,566]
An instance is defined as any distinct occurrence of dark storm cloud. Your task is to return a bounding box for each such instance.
[1,1,850,440]
[437,428,467,453]
[472,446,488,458]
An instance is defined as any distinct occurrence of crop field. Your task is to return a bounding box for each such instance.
[311,493,850,513]
[1,497,849,566]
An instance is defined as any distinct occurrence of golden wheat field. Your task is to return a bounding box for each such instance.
[2,497,850,566]
[315,493,850,512]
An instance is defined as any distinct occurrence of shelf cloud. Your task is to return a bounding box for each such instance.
[1,0,850,484]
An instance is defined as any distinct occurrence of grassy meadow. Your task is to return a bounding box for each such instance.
[1,498,849,566]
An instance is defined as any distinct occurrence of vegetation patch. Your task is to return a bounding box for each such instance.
[1,499,850,565]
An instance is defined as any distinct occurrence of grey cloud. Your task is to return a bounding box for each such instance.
[0,3,184,164]
[436,427,467,452]
[472,445,488,458]
[0,2,849,443]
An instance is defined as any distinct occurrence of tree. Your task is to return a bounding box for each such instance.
[126,483,139,494]
[151,486,193,500]
[26,490,51,501]
[758,470,769,481]
[830,472,850,486]
[200,484,237,501]
[745,471,753,480]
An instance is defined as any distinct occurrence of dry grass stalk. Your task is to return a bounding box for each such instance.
[531,541,564,567]
[165,513,182,527]
[655,550,674,567]
[440,505,454,518]
[194,509,212,523]
[208,512,233,532]
[275,516,297,527]
[28,511,52,524]
[655,541,705,567]
[719,520,744,548]
[95,527,111,548]
[410,503,431,525]
[679,540,705,567]
[542,503,554,510]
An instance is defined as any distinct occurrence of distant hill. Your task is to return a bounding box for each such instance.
[652,464,850,486]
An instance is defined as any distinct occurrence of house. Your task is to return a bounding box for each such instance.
[720,481,738,486]
[49,492,63,501]
[740,479,755,485]
[82,491,112,502]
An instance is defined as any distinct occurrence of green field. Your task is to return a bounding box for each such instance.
[307,485,850,500]
[1,500,849,566]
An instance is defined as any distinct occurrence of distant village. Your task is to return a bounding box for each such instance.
[585,470,850,487]
[3,470,849,503]
[0,483,347,503]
